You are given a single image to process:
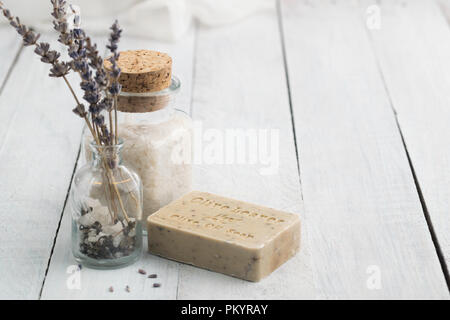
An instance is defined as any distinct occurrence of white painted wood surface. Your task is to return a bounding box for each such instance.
[366,0,450,277]
[1,0,450,300]
[0,40,84,299]
[280,0,449,298]
[0,29,21,91]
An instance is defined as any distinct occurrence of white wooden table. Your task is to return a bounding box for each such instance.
[1,0,450,299]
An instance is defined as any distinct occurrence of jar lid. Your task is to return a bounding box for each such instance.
[104,50,172,93]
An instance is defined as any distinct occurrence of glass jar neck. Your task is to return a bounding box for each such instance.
[116,76,180,117]
[117,104,176,125]
[90,143,123,169]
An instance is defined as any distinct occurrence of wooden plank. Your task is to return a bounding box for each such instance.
[40,30,196,300]
[365,0,450,283]
[176,5,316,299]
[280,0,449,298]
[0,27,22,91]
[0,41,83,299]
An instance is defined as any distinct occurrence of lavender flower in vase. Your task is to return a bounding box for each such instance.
[0,0,143,268]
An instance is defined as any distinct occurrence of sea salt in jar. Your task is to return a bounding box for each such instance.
[84,50,192,223]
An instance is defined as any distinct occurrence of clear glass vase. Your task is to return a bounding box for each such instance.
[71,140,143,269]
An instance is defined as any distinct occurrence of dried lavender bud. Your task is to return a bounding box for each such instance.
[80,79,96,91]
[72,104,87,118]
[51,0,73,47]
[106,20,123,104]
[34,43,50,57]
[40,50,61,64]
[87,46,103,69]
[72,28,85,40]
[82,38,109,104]
[22,30,41,47]
[72,60,88,74]
[85,38,97,57]
[99,126,112,145]
[98,97,113,112]
[2,8,12,20]
[81,72,94,86]
[68,47,87,61]
[95,71,108,88]
[53,21,68,34]
[88,104,100,115]
[1,9,40,47]
[49,62,70,78]
[107,20,122,54]
[125,285,130,293]
[107,54,121,80]
[108,286,114,293]
[58,32,72,46]
[83,90,100,105]
[153,283,161,288]
[9,19,17,28]
[108,82,122,95]
[51,0,67,20]
[110,66,121,79]
[93,114,105,126]
[148,274,157,279]
[138,269,147,275]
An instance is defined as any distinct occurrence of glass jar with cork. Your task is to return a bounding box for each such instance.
[83,50,193,226]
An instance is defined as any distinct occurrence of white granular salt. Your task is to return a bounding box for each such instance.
[120,113,192,220]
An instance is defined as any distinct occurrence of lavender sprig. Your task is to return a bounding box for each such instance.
[51,1,113,143]
[107,21,122,94]
[107,20,123,145]
[51,0,76,51]
[1,4,40,46]
[1,2,73,81]
[69,31,109,143]
[86,38,109,91]
[1,1,122,149]
[0,0,132,223]
[51,2,103,138]
[0,0,90,132]
[51,2,94,107]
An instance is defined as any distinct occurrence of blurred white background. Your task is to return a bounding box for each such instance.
[0,0,273,41]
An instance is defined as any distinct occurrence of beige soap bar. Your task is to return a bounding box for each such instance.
[147,191,301,282]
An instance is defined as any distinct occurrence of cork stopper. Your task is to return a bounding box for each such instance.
[105,50,172,93]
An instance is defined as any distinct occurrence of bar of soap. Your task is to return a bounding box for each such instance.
[147,191,301,282]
